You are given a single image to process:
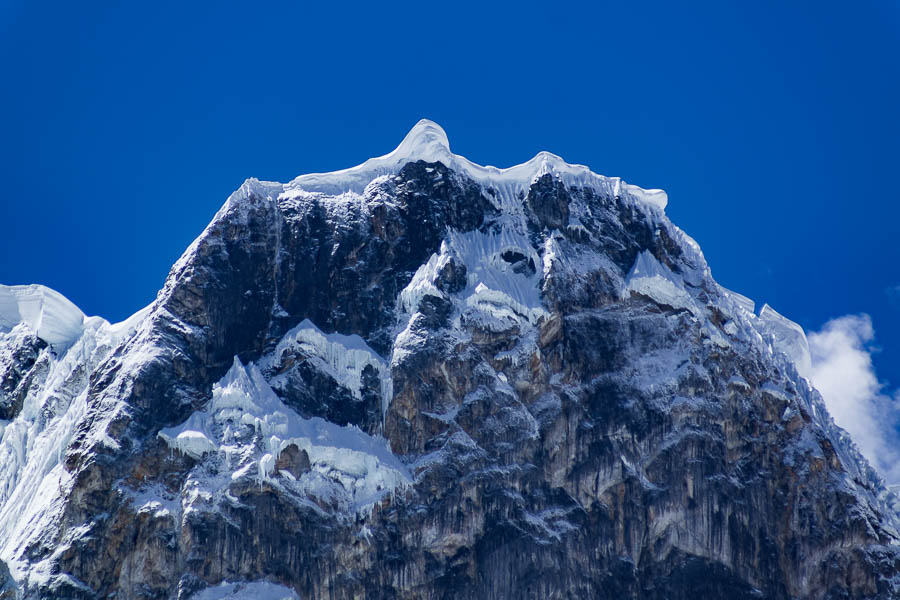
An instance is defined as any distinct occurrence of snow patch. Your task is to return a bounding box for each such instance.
[158,357,409,511]
[394,228,548,370]
[448,229,548,326]
[158,424,217,460]
[624,251,698,315]
[188,580,299,600]
[262,319,392,414]
[0,300,148,585]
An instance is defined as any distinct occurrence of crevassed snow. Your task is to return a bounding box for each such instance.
[624,251,698,315]
[0,284,86,349]
[188,580,299,600]
[261,319,392,413]
[282,119,667,211]
[158,357,409,511]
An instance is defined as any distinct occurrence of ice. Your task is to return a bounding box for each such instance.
[393,227,549,373]
[449,229,547,325]
[158,357,409,511]
[262,319,392,412]
[0,298,149,586]
[755,303,812,377]
[158,426,217,460]
[718,285,755,315]
[258,453,276,480]
[283,120,667,211]
[396,250,450,318]
[0,284,85,349]
[283,120,453,197]
[624,251,698,315]
[0,284,151,352]
[188,580,299,600]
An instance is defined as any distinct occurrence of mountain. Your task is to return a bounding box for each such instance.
[1,120,899,599]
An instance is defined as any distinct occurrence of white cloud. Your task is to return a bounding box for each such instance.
[807,314,900,483]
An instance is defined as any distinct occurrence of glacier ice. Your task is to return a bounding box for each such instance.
[624,251,699,315]
[158,357,409,512]
[0,284,86,349]
[0,284,152,351]
[282,119,667,211]
[718,285,755,315]
[756,303,813,378]
[0,295,149,584]
[448,228,548,326]
[262,319,392,413]
[188,580,299,600]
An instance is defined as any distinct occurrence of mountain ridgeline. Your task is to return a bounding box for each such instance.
[1,121,898,599]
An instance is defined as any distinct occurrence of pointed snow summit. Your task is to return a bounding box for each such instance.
[284,119,453,196]
[391,118,453,162]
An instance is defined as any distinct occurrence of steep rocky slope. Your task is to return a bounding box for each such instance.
[1,120,899,599]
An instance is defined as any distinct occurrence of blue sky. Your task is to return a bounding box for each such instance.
[1,1,898,392]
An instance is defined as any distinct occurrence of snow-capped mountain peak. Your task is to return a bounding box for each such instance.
[0,121,897,599]
[284,119,668,210]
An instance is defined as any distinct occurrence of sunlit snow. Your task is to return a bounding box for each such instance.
[282,119,668,211]
[188,580,299,600]
[158,356,409,511]
[0,292,149,583]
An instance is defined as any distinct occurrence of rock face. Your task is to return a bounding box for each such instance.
[0,325,47,421]
[1,120,899,599]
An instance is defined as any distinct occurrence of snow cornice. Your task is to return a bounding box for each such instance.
[282,119,668,211]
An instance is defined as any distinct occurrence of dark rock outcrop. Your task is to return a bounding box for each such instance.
[274,444,311,479]
[0,325,47,420]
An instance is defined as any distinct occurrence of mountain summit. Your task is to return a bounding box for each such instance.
[1,121,898,599]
